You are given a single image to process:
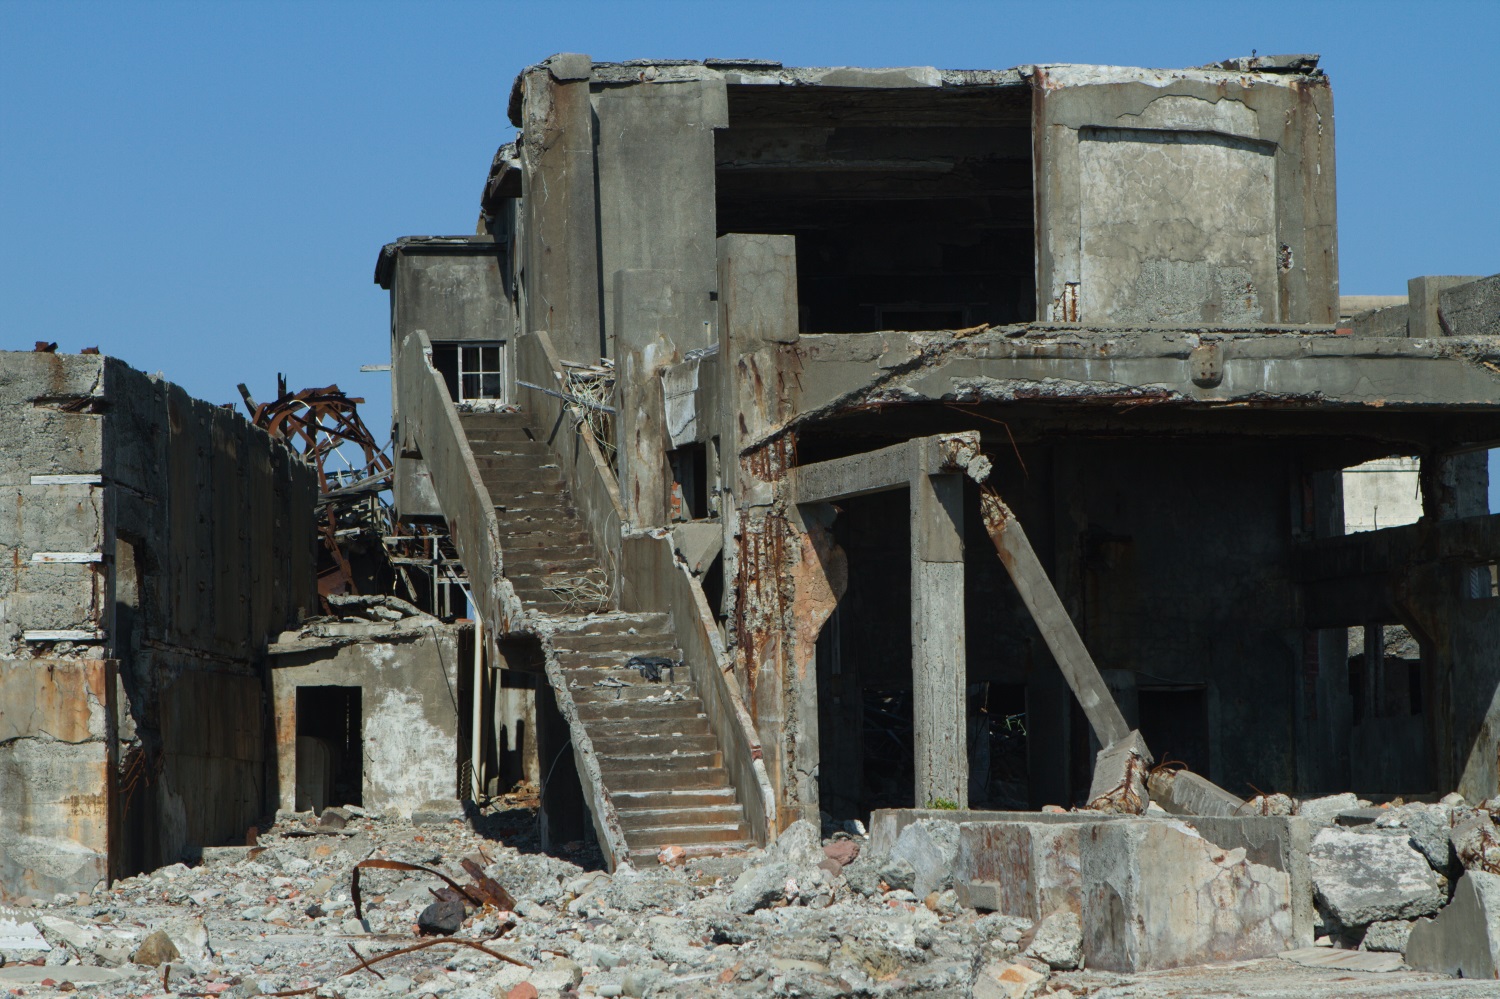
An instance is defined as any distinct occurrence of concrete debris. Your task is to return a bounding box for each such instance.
[1245,793,1297,816]
[1296,793,1362,825]
[1310,826,1444,932]
[130,928,181,967]
[1025,909,1083,970]
[1146,767,1246,818]
[1406,871,1500,978]
[1451,812,1500,873]
[1360,918,1416,953]
[885,818,962,898]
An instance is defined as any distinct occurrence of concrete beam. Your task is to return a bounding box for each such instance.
[978,486,1131,748]
[790,431,988,505]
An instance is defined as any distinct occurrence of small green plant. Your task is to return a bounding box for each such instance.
[926,797,960,810]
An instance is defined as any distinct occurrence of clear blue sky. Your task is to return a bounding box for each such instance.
[2,1,1497,501]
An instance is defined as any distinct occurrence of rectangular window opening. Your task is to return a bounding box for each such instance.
[430,341,507,404]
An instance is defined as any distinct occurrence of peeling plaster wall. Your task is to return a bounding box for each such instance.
[270,624,462,819]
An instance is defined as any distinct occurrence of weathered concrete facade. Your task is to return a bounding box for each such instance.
[383,53,1500,868]
[268,617,464,820]
[0,351,318,898]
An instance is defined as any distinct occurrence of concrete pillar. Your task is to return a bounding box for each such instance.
[911,441,967,807]
[518,54,602,362]
[1408,276,1483,339]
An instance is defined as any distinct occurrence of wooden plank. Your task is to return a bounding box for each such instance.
[978,485,1130,748]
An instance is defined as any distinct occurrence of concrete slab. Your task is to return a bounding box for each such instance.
[1280,946,1404,972]
[1406,871,1500,979]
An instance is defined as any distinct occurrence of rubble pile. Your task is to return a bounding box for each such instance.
[4,801,1500,997]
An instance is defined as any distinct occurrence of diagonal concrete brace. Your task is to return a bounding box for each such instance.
[977,483,1155,804]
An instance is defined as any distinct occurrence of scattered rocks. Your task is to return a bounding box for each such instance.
[416,896,466,935]
[1310,826,1443,931]
[130,928,181,967]
[1296,792,1361,824]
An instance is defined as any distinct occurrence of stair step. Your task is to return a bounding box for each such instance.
[483,477,565,495]
[496,511,582,528]
[628,841,755,867]
[575,697,706,721]
[464,427,537,442]
[597,749,722,772]
[459,411,531,427]
[553,612,671,636]
[499,530,592,549]
[600,767,730,792]
[560,664,688,687]
[494,495,574,512]
[592,731,718,756]
[553,631,676,652]
[616,804,747,832]
[623,822,751,848]
[611,786,738,810]
[570,682,694,703]
[585,714,710,737]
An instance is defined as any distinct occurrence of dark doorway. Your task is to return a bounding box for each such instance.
[296,686,362,811]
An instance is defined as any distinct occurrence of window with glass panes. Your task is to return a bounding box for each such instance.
[459,344,504,401]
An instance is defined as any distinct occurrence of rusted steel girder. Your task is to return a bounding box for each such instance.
[242,377,394,601]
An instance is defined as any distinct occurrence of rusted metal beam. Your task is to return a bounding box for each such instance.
[977,484,1131,748]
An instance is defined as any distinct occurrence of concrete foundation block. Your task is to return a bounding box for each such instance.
[957,821,1085,921]
[1080,819,1293,971]
[1406,871,1500,979]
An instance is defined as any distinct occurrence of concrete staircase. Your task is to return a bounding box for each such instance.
[461,411,753,865]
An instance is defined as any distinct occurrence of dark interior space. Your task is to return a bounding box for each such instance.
[1137,686,1211,774]
[296,685,363,809]
[717,85,1035,333]
[817,489,913,818]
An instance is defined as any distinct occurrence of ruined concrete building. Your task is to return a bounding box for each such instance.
[7,52,1500,973]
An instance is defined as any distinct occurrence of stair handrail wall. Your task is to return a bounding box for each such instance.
[517,330,775,847]
[396,330,526,635]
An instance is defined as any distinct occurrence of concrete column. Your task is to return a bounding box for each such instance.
[518,54,602,362]
[911,442,967,807]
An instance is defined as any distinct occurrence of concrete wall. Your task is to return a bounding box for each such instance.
[270,622,462,819]
[0,351,318,898]
[1032,64,1337,325]
[379,236,518,519]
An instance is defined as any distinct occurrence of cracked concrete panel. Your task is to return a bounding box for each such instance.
[0,659,112,900]
[1079,129,1278,324]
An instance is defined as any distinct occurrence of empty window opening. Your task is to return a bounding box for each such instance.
[668,443,708,521]
[431,341,507,404]
[716,85,1035,334]
[1342,456,1422,534]
[1348,624,1423,724]
[1466,563,1500,600]
[296,686,362,812]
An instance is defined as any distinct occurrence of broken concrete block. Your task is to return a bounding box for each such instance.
[1405,871,1500,979]
[1086,730,1151,814]
[1245,793,1295,816]
[730,861,798,913]
[1147,768,1245,817]
[1360,918,1415,953]
[1375,803,1456,874]
[957,820,1088,921]
[1310,827,1443,930]
[888,818,960,898]
[1297,793,1361,825]
[1025,910,1082,970]
[765,818,825,868]
[1452,812,1500,872]
[1081,819,1292,971]
[1438,273,1500,337]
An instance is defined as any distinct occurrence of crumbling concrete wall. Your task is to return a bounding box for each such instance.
[0,351,317,898]
[269,620,462,819]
